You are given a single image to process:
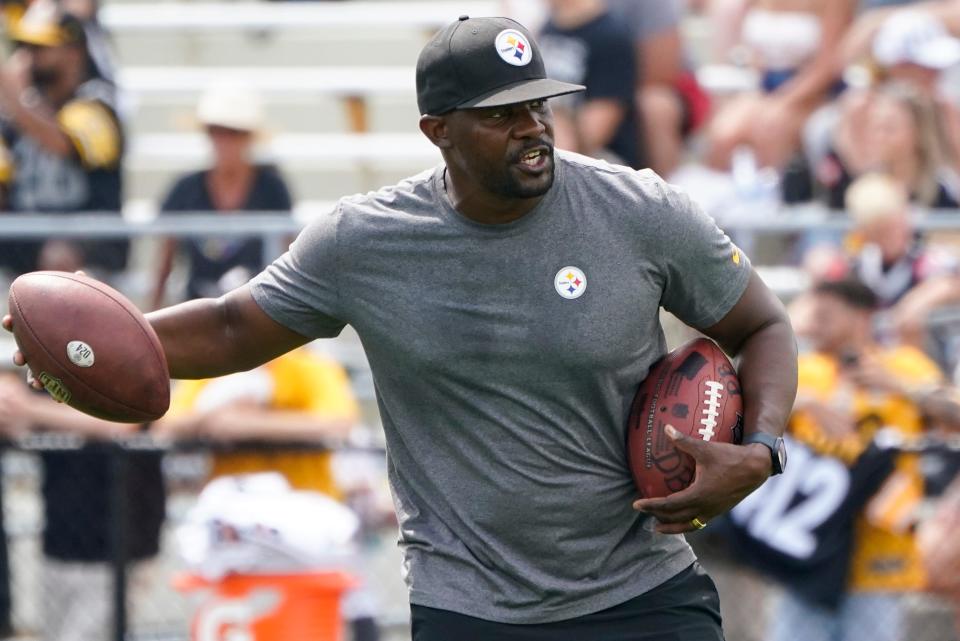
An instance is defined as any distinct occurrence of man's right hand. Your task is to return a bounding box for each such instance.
[2,314,42,390]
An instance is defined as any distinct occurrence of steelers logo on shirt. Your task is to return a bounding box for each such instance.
[554,266,587,300]
[495,29,533,67]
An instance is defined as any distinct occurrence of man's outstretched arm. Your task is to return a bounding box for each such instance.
[4,284,310,382]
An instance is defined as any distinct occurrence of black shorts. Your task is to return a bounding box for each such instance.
[411,562,724,641]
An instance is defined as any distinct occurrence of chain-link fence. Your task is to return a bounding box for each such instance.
[0,435,408,641]
[2,434,960,641]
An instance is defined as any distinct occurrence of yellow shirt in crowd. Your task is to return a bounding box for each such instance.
[791,346,942,592]
[168,348,359,498]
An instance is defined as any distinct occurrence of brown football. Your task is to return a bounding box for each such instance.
[8,271,169,423]
[627,338,743,499]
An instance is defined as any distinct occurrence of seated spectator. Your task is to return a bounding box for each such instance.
[0,0,126,277]
[155,347,359,495]
[150,83,293,308]
[807,5,960,188]
[706,0,857,171]
[872,9,960,177]
[845,173,957,306]
[607,0,711,177]
[537,0,641,168]
[793,173,960,351]
[818,84,958,208]
[842,1,960,75]
[871,9,960,95]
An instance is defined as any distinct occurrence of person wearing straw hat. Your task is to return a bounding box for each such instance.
[6,16,798,640]
[150,83,293,309]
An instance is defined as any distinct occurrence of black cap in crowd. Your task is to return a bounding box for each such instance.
[416,15,585,116]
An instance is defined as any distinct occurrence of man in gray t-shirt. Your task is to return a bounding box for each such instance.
[4,15,798,641]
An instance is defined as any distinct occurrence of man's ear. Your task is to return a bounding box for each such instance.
[419,114,452,149]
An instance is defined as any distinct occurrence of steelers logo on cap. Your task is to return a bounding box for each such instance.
[495,29,533,67]
[554,266,587,300]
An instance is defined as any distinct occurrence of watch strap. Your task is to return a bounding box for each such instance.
[742,432,785,475]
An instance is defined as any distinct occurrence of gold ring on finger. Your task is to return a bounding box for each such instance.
[690,517,708,530]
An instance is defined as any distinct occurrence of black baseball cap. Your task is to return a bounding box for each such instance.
[416,15,585,116]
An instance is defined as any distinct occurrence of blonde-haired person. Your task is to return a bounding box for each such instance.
[820,84,959,208]
[150,83,293,309]
[842,172,960,348]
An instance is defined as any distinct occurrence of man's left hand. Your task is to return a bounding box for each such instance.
[632,425,772,534]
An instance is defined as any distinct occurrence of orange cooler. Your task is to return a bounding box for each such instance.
[175,571,358,641]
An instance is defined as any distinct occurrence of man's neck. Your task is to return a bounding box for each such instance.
[443,167,545,225]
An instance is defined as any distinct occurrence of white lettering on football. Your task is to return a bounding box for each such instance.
[699,381,723,441]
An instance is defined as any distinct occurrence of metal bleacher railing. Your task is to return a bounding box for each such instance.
[2,206,960,353]
[3,205,960,260]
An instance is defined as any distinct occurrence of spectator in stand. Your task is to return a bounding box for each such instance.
[817,84,958,208]
[0,0,126,278]
[870,9,960,95]
[155,347,358,495]
[843,174,957,311]
[150,83,293,309]
[706,0,857,172]
[842,0,960,72]
[795,174,960,349]
[154,348,380,641]
[730,278,952,641]
[537,0,641,168]
[607,0,711,177]
[870,9,960,176]
[801,4,960,185]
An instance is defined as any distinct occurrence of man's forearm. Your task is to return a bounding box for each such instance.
[735,317,798,438]
[147,297,239,380]
[146,285,310,380]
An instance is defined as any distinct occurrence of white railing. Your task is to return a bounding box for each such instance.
[118,66,415,98]
[2,208,960,376]
[127,132,439,170]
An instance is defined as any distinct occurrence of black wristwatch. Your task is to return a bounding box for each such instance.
[742,432,787,475]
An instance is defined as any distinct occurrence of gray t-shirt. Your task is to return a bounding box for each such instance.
[250,151,751,623]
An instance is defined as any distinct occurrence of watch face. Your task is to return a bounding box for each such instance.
[776,438,787,472]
